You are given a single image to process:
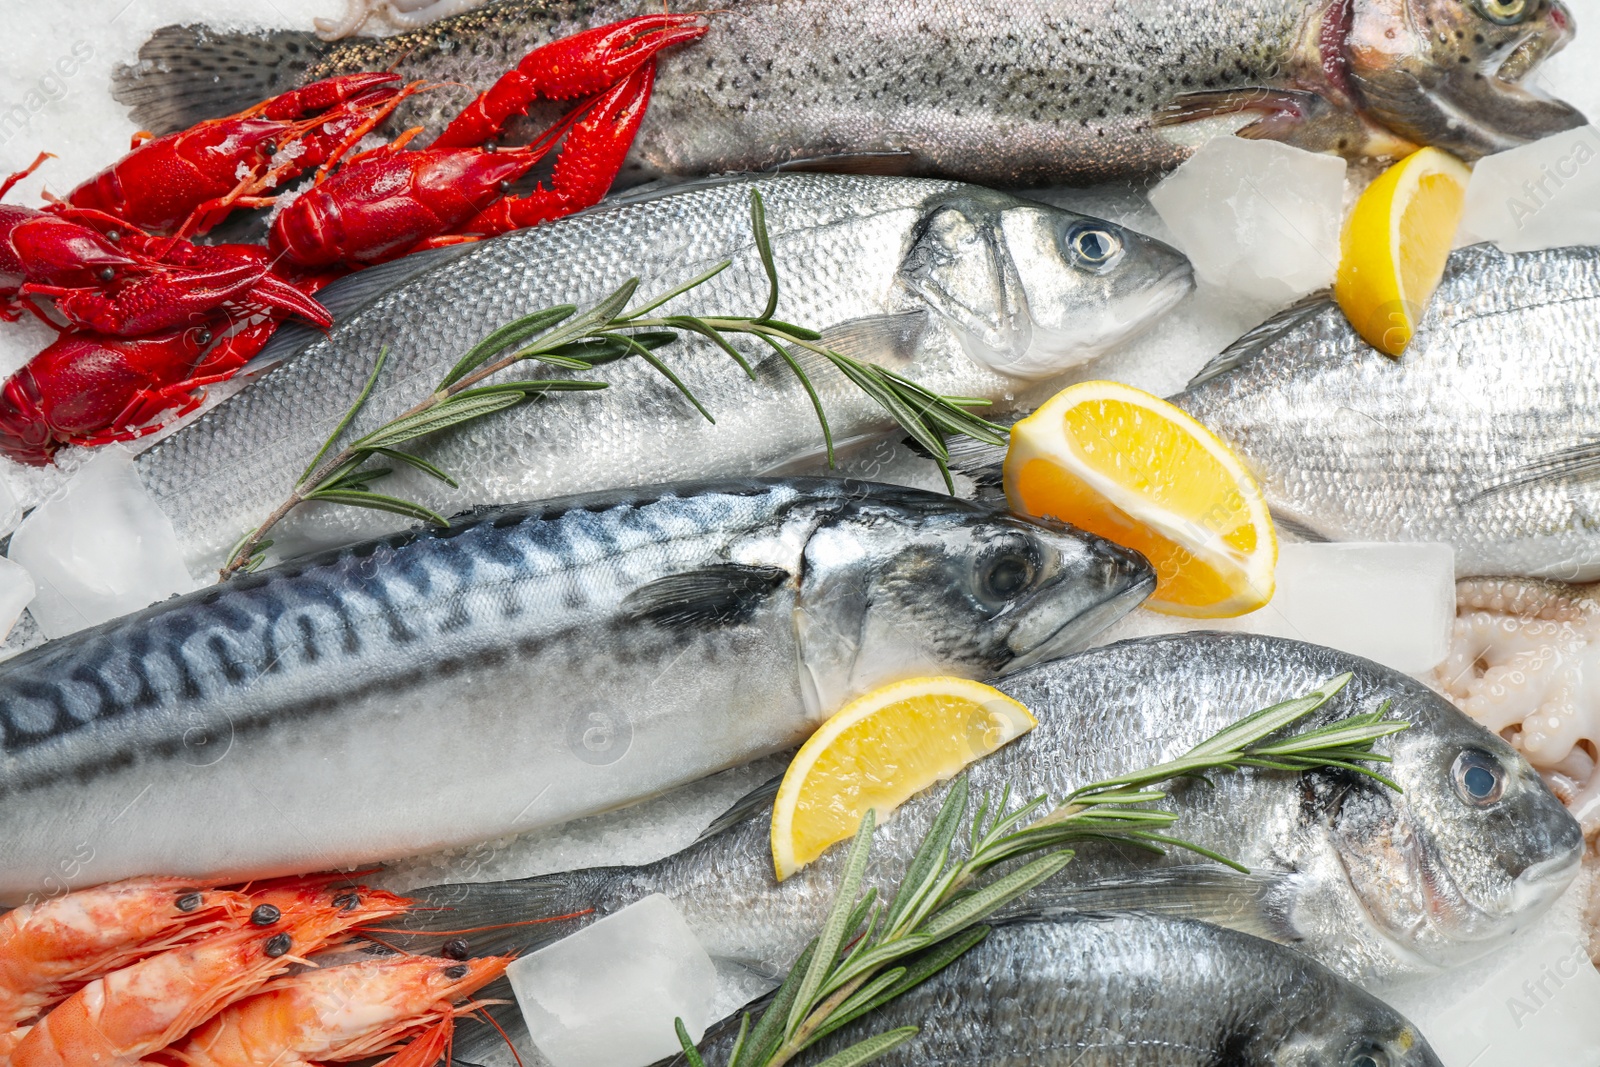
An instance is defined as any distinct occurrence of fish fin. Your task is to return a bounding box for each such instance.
[1269,511,1332,543]
[1187,292,1334,389]
[1002,865,1301,944]
[385,870,606,958]
[816,311,928,368]
[774,150,921,177]
[694,771,786,845]
[622,564,792,628]
[243,245,475,373]
[113,24,330,136]
[1471,437,1600,501]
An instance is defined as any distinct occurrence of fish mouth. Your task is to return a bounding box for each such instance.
[1000,535,1155,675]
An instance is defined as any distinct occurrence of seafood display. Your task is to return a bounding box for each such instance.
[114,0,1584,186]
[133,173,1192,573]
[397,633,1582,991]
[0,0,1597,1063]
[702,914,1446,1067]
[0,477,1151,896]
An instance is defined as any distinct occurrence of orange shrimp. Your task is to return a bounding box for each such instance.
[0,878,249,1028]
[9,878,411,1067]
[171,954,511,1067]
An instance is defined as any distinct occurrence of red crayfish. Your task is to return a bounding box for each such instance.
[0,13,706,465]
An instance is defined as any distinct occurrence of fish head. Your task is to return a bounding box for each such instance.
[1346,0,1584,157]
[1271,998,1442,1067]
[896,192,1193,380]
[792,490,1152,714]
[1311,681,1582,970]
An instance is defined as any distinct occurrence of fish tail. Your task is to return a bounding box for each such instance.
[112,24,330,136]
[373,871,613,959]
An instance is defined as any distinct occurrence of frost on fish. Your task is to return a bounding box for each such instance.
[1432,576,1600,964]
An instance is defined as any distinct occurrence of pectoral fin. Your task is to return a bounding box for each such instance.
[1471,438,1600,503]
[622,564,791,627]
[1001,865,1301,944]
[775,149,920,177]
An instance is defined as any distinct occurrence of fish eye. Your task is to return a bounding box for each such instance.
[975,547,1038,604]
[1346,1044,1389,1067]
[1476,0,1528,23]
[1063,222,1123,272]
[1452,749,1506,806]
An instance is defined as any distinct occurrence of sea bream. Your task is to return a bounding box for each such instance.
[700,914,1444,1067]
[133,173,1192,575]
[402,633,1582,999]
[113,0,1584,185]
[0,477,1152,900]
[1173,243,1600,580]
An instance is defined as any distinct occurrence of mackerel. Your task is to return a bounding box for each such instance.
[0,478,1151,900]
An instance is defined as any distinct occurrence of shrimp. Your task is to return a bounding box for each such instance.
[9,878,411,1067]
[0,878,248,1029]
[172,954,511,1067]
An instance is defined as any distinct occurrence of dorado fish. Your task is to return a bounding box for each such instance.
[1172,243,1600,580]
[114,0,1583,185]
[700,915,1443,1067]
[133,173,1192,575]
[0,478,1152,900]
[400,632,1582,999]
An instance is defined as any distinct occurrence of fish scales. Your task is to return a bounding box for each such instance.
[115,0,1584,182]
[1175,244,1600,580]
[412,632,1581,998]
[134,173,1191,574]
[701,915,1442,1067]
[0,477,1153,897]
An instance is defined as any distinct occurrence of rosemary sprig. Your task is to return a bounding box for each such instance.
[677,672,1407,1067]
[220,191,1006,579]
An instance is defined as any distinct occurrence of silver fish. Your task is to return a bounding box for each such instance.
[701,915,1443,1067]
[405,632,1581,999]
[1174,244,1600,581]
[114,0,1583,183]
[134,173,1192,575]
[0,478,1152,901]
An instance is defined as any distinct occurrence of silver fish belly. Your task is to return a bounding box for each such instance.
[115,0,1583,181]
[710,915,1442,1067]
[134,173,1190,576]
[0,478,1151,900]
[1174,244,1600,581]
[412,632,1580,994]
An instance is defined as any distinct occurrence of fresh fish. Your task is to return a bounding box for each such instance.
[114,0,1583,184]
[134,173,1192,575]
[1172,244,1600,580]
[402,632,1582,1002]
[0,477,1152,900]
[700,915,1444,1067]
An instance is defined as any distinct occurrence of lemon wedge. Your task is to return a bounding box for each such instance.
[1335,146,1470,357]
[1003,380,1275,618]
[770,677,1036,880]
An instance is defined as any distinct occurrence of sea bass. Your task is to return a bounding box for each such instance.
[404,632,1581,999]
[701,915,1443,1067]
[134,173,1191,576]
[1174,243,1600,580]
[0,478,1152,900]
[113,0,1583,185]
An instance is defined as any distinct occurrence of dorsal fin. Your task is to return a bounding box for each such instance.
[1187,291,1335,389]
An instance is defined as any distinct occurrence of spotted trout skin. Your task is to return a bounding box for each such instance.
[0,478,1152,900]
[115,0,1583,186]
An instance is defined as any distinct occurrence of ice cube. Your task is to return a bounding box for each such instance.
[1232,543,1455,675]
[1148,137,1346,305]
[509,894,718,1067]
[7,448,197,638]
[1379,867,1600,1067]
[0,557,36,640]
[1458,126,1600,253]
